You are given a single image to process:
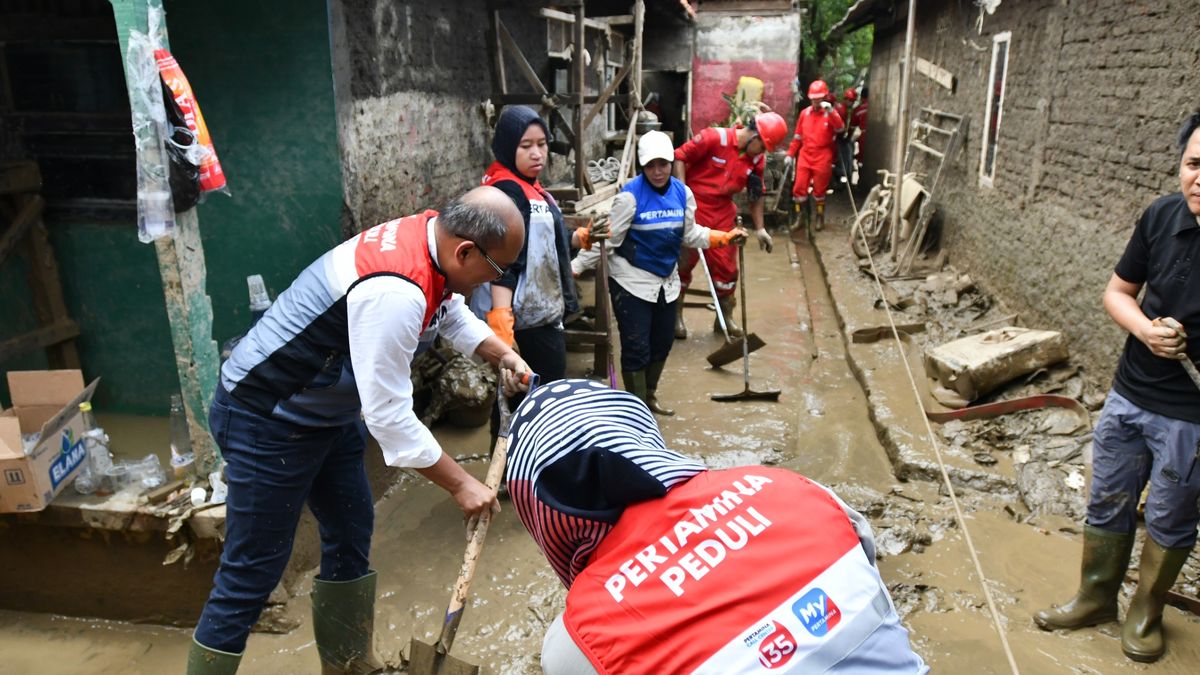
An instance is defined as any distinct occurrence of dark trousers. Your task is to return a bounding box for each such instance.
[610,281,675,372]
[194,387,374,653]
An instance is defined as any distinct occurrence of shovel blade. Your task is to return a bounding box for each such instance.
[408,638,480,675]
[711,388,781,403]
[706,333,766,368]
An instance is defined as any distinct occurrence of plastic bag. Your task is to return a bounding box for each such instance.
[161,77,201,212]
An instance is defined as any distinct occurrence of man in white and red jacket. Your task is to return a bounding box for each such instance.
[505,380,928,674]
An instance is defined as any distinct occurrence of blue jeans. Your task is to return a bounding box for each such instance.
[194,387,374,653]
[610,282,675,372]
[1088,390,1200,548]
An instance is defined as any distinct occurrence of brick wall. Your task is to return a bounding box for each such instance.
[864,0,1200,379]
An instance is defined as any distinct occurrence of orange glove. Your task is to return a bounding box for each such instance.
[487,307,515,347]
[709,228,749,248]
[575,226,593,250]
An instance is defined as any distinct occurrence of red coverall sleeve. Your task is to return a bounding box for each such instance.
[787,113,804,158]
[831,111,846,134]
[674,129,713,165]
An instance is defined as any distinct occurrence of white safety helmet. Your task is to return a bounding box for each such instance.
[637,130,675,167]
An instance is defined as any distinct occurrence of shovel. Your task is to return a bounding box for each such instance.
[712,245,780,402]
[597,238,618,388]
[699,247,765,368]
[409,373,538,675]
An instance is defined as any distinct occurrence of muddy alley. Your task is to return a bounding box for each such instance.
[2,203,1199,675]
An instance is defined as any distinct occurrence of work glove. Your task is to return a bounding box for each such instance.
[487,307,515,347]
[820,101,833,112]
[783,155,795,170]
[755,228,774,253]
[709,227,749,248]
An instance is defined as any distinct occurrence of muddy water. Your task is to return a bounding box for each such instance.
[3,205,1199,673]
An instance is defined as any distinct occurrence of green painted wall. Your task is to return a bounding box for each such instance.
[0,0,343,414]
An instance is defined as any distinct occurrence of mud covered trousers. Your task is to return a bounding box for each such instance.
[194,386,374,653]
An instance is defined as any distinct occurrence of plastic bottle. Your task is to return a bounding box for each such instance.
[169,394,195,479]
[78,401,114,480]
[247,274,272,324]
[73,465,98,495]
[208,471,228,505]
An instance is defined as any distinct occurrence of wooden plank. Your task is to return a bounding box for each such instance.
[916,57,955,91]
[0,195,43,265]
[582,60,632,130]
[497,18,549,95]
[23,206,80,369]
[0,320,79,363]
[573,3,587,193]
[0,162,42,195]
[569,183,620,213]
[539,7,611,33]
[547,186,582,201]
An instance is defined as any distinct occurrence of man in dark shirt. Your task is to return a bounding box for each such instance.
[1035,112,1200,664]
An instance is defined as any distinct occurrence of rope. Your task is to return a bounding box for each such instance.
[844,172,1021,675]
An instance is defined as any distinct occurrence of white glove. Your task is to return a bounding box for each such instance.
[755,228,774,254]
[783,155,795,169]
[820,101,833,112]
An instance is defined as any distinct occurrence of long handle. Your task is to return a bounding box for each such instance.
[736,244,751,389]
[433,374,536,655]
[1155,318,1200,392]
[597,236,618,388]
[698,248,732,344]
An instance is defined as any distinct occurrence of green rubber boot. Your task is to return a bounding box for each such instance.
[1122,538,1193,663]
[674,294,688,340]
[312,571,385,675]
[1034,526,1134,630]
[645,361,675,417]
[186,637,243,675]
[622,370,648,404]
[715,295,743,339]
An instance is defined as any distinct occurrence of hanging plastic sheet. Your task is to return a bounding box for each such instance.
[124,14,175,242]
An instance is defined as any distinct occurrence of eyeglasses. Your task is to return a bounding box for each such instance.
[474,242,508,281]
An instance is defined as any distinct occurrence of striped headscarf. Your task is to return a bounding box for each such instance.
[505,379,706,588]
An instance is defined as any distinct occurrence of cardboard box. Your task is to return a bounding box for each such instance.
[0,370,99,513]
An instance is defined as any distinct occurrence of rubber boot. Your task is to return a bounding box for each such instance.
[798,200,811,232]
[1033,526,1134,631]
[312,571,386,675]
[790,202,803,232]
[674,294,688,340]
[814,201,826,231]
[1122,538,1193,663]
[186,637,243,675]
[622,370,648,404]
[644,361,675,416]
[715,295,743,339]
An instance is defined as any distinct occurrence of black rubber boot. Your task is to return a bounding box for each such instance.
[645,361,675,416]
[1033,526,1134,631]
[622,370,648,404]
[186,637,243,675]
[715,295,743,339]
[815,201,826,231]
[674,294,688,340]
[1122,538,1193,663]
[312,571,385,674]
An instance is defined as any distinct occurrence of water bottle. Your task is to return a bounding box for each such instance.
[169,394,195,479]
[78,401,114,479]
[221,274,273,364]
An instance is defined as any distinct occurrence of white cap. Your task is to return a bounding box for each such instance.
[637,130,675,167]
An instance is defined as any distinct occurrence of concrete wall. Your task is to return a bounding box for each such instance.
[863,0,1200,378]
[691,10,800,131]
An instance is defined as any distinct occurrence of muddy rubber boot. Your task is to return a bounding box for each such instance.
[715,295,743,339]
[798,200,811,232]
[186,637,243,675]
[814,201,826,231]
[644,361,675,416]
[790,202,803,232]
[1033,526,1134,631]
[622,370,648,404]
[674,294,689,340]
[1122,538,1193,663]
[312,571,385,675]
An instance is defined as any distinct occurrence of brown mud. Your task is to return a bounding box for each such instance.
[2,201,1198,674]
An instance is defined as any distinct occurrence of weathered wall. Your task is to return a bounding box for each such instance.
[691,10,799,131]
[863,0,1200,378]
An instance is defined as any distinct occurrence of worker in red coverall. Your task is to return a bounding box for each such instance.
[672,111,787,339]
[850,87,869,163]
[785,80,844,232]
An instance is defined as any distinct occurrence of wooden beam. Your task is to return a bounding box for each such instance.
[497,18,549,95]
[0,162,42,195]
[0,195,43,265]
[582,60,632,130]
[0,320,79,363]
[570,183,621,213]
[539,7,611,33]
[573,3,587,193]
[490,10,507,96]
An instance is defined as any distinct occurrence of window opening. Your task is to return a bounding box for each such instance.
[979,31,1010,187]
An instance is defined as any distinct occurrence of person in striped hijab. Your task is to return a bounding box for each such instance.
[505,380,927,674]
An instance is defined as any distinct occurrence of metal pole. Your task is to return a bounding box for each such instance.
[889,0,917,260]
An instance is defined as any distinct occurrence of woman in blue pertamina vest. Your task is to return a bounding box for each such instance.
[573,131,747,414]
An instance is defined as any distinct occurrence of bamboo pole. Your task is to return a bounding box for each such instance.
[889,0,917,261]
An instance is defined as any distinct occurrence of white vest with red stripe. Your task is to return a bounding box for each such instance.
[562,468,890,674]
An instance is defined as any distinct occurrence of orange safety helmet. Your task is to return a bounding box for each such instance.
[807,80,829,100]
[753,112,788,152]
[844,88,859,102]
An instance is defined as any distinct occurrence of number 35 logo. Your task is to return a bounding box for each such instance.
[756,621,796,669]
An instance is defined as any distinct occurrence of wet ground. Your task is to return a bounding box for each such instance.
[2,201,1199,673]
